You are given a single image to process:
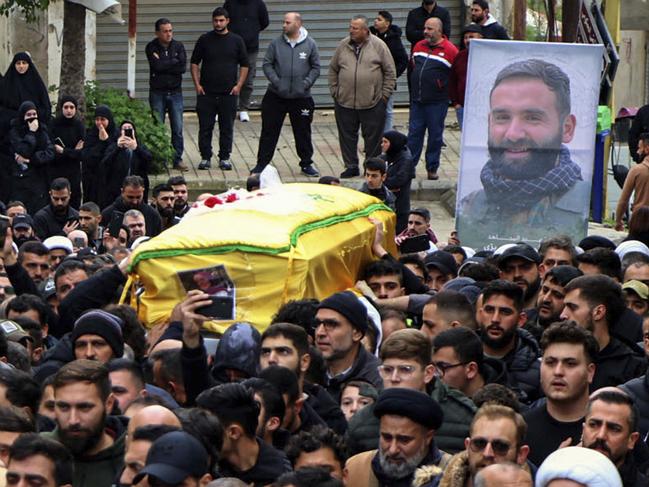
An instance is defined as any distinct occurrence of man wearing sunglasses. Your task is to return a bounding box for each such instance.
[439,404,530,485]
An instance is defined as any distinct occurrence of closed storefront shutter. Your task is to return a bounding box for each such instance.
[96,0,463,108]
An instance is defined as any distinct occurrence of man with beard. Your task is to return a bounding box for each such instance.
[44,359,125,487]
[470,1,510,40]
[151,183,180,231]
[100,175,161,238]
[343,388,447,487]
[33,178,79,240]
[523,321,597,466]
[582,388,647,487]
[477,280,541,402]
[459,59,588,245]
[259,323,346,435]
[439,404,530,486]
[168,175,190,218]
[560,275,646,389]
[11,215,38,249]
[497,244,542,311]
[523,265,582,342]
[78,202,102,249]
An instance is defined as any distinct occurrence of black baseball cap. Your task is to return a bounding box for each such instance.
[498,244,541,267]
[12,214,33,230]
[424,250,458,276]
[133,431,208,484]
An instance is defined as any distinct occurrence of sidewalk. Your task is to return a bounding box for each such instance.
[150,108,460,198]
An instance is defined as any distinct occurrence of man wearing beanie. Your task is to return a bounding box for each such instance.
[71,309,124,363]
[344,388,447,487]
[315,291,382,402]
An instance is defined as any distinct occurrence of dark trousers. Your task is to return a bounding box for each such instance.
[239,50,258,111]
[334,101,386,168]
[196,93,237,160]
[257,90,315,167]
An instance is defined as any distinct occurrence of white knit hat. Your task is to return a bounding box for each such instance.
[535,447,622,487]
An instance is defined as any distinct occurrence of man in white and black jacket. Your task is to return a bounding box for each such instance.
[253,12,321,177]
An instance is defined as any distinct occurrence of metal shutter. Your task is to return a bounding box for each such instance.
[96,0,463,108]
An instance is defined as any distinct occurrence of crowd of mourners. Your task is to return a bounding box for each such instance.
[0,1,646,487]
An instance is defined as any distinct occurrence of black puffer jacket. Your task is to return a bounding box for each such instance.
[501,328,541,403]
[370,24,408,78]
[405,3,452,45]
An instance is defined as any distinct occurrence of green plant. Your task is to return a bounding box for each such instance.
[84,81,174,174]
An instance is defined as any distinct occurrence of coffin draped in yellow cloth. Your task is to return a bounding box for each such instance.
[125,183,396,334]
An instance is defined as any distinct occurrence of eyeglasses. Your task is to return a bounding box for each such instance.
[378,364,418,378]
[431,361,467,377]
[312,318,342,332]
[469,437,512,456]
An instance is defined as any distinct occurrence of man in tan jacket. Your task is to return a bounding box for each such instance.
[329,15,396,179]
[343,388,448,487]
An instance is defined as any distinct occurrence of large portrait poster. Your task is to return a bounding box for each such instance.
[455,40,603,250]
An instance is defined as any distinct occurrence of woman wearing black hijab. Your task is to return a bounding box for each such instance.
[8,101,55,214]
[100,119,152,208]
[1,52,51,123]
[381,130,414,233]
[49,95,85,209]
[82,105,118,206]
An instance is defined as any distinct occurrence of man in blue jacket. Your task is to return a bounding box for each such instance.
[253,12,321,177]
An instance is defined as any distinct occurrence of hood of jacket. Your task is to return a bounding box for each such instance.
[211,322,261,380]
[483,13,498,26]
[599,336,644,361]
[284,26,308,45]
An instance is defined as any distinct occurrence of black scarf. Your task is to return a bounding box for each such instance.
[2,52,50,116]
[480,146,581,211]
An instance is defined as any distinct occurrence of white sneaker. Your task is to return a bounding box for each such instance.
[239,111,250,122]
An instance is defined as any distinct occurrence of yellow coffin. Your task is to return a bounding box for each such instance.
[126,183,396,334]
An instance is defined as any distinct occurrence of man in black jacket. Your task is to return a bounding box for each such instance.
[406,0,451,45]
[100,175,161,238]
[33,178,79,240]
[561,274,646,390]
[371,10,408,132]
[223,0,269,122]
[146,18,187,171]
[470,0,510,40]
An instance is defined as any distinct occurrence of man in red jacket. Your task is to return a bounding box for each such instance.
[407,17,457,180]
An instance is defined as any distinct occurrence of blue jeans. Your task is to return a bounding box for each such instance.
[456,106,464,130]
[384,93,395,133]
[150,91,184,165]
[407,100,448,172]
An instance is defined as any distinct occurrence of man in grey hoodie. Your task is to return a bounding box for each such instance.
[253,12,321,177]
